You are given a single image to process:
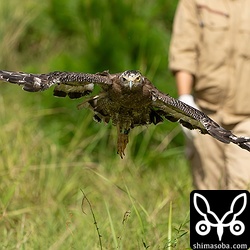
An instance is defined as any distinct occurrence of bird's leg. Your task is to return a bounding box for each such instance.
[117,125,130,158]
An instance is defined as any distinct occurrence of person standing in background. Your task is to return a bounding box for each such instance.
[169,0,250,190]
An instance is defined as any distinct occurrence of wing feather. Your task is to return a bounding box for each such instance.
[151,88,250,151]
[0,70,112,98]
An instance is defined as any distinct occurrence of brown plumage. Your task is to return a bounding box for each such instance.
[1,69,250,158]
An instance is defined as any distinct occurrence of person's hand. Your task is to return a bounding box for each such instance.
[178,94,199,140]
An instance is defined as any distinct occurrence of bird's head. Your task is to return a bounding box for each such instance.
[119,70,143,89]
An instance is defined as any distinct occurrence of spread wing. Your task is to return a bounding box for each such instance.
[0,70,113,99]
[150,88,250,151]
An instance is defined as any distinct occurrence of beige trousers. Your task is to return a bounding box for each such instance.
[186,115,250,190]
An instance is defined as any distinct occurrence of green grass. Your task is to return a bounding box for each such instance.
[0,86,192,249]
[0,1,193,249]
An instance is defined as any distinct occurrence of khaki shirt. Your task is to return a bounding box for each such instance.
[169,0,250,124]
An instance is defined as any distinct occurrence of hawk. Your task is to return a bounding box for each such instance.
[1,69,250,158]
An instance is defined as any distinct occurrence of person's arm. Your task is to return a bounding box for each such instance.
[175,70,193,96]
[169,0,199,139]
[169,0,198,106]
[169,0,199,83]
[174,70,198,109]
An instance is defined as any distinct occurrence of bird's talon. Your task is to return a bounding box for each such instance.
[117,133,129,159]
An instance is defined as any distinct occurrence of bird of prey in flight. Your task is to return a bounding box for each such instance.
[1,69,250,158]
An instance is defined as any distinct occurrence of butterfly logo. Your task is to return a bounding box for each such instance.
[193,193,247,241]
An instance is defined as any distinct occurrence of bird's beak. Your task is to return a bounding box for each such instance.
[129,81,133,89]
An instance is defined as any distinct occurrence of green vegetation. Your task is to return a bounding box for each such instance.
[0,0,193,249]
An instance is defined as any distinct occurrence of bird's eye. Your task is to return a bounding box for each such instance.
[122,77,127,82]
[136,76,141,82]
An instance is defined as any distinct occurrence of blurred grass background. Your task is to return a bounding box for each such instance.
[0,0,193,249]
